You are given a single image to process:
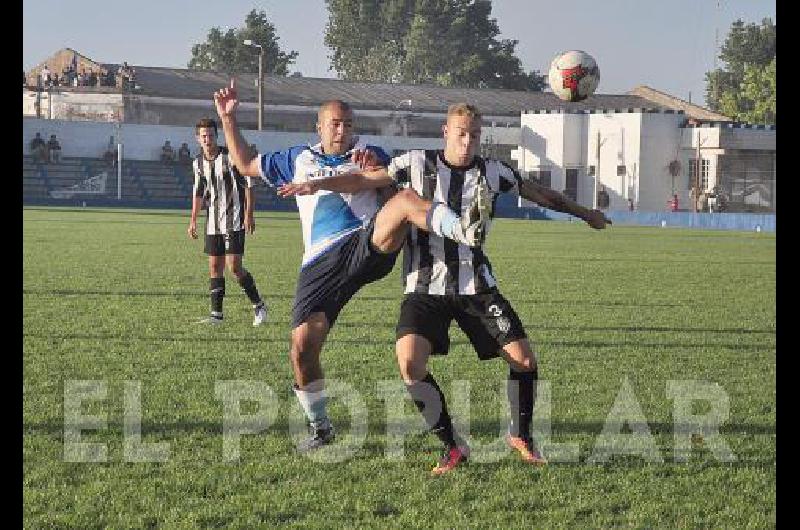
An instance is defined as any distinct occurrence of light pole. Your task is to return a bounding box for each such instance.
[243,39,264,131]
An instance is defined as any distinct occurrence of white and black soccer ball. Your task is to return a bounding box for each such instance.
[548,50,600,102]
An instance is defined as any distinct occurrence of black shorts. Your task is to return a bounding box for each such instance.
[291,218,400,329]
[204,230,245,256]
[396,290,527,360]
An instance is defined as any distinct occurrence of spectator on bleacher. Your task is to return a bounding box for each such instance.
[88,70,98,87]
[178,142,192,164]
[48,134,62,163]
[29,133,48,163]
[160,140,175,163]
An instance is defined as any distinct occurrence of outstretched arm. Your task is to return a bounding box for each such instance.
[519,179,611,230]
[214,79,262,177]
[276,166,393,197]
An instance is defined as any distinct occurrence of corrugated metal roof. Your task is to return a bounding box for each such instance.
[125,65,667,116]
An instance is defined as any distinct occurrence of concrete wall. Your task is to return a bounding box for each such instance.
[22,117,461,162]
[23,90,123,122]
[638,112,685,211]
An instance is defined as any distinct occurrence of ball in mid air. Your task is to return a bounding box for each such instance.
[548,50,600,102]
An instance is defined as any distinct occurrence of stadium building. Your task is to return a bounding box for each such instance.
[24,48,775,217]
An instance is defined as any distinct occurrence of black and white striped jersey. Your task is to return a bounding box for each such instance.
[388,149,521,295]
[192,146,253,235]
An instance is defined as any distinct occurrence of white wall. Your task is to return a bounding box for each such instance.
[519,111,700,211]
[23,117,452,161]
[638,113,685,211]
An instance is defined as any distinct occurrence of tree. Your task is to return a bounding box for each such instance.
[705,18,776,124]
[188,10,299,75]
[324,0,545,90]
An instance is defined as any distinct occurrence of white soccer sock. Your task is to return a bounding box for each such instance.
[293,380,329,428]
[427,202,465,242]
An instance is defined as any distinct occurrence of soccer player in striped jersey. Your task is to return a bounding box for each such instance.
[213,79,487,453]
[282,103,611,474]
[188,117,268,327]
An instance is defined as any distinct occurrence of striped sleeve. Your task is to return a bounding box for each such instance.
[192,157,206,198]
[387,151,412,185]
[498,161,522,194]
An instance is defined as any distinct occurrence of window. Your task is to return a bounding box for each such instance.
[688,158,710,190]
[587,165,595,176]
[564,168,578,200]
[617,165,626,176]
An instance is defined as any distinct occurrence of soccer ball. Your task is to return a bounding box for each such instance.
[548,50,600,102]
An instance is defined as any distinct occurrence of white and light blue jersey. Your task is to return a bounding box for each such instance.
[257,140,390,267]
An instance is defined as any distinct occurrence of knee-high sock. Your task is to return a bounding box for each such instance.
[406,373,456,448]
[293,380,330,430]
[508,368,538,439]
[237,271,263,307]
[209,277,225,317]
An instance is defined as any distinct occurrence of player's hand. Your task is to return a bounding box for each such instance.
[277,182,317,198]
[352,149,383,171]
[584,209,612,230]
[188,221,198,239]
[244,213,256,234]
[213,78,239,118]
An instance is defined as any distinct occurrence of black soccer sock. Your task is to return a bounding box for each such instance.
[405,373,457,448]
[507,368,538,439]
[237,271,263,306]
[209,277,225,316]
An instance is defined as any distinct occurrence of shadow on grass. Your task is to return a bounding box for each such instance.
[25,289,731,309]
[23,331,774,352]
[24,418,776,438]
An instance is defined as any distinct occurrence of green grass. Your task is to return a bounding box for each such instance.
[23,206,775,529]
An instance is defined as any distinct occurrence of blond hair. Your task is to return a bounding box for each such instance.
[447,103,482,121]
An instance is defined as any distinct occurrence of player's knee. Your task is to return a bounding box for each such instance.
[227,261,244,276]
[395,187,420,205]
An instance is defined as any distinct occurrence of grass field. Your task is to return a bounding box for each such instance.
[23,206,776,529]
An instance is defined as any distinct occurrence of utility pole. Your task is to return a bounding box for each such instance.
[594,130,601,209]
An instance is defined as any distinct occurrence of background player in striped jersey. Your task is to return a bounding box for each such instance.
[188,117,268,326]
[280,103,611,474]
[213,79,487,452]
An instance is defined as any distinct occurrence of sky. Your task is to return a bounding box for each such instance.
[23,0,776,107]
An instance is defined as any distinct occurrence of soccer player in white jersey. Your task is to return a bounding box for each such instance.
[212,80,487,452]
[188,118,268,326]
[281,103,611,473]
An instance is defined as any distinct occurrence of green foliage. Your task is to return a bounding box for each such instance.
[188,9,298,75]
[325,0,545,90]
[705,18,775,124]
[24,207,775,528]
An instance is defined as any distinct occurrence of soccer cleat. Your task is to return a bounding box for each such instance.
[296,422,336,453]
[506,434,547,465]
[252,303,268,327]
[459,176,492,246]
[431,445,470,476]
[197,315,223,325]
